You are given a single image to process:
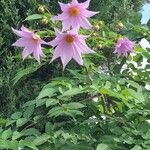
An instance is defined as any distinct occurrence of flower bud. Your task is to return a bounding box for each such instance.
[38,5,45,13]
[99,21,104,25]
[93,25,100,31]
[93,33,97,36]
[96,44,103,49]
[41,18,48,25]
[116,21,124,29]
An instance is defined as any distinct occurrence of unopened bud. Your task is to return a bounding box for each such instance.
[93,33,97,36]
[41,18,48,25]
[117,36,124,41]
[96,44,103,49]
[93,25,100,31]
[38,6,45,13]
[116,21,124,29]
[99,21,104,25]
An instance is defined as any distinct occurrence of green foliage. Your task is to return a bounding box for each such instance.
[0,0,150,150]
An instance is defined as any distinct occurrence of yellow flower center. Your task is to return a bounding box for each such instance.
[69,6,80,16]
[32,34,41,44]
[65,35,75,43]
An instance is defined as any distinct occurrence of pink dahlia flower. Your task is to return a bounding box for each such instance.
[12,26,47,63]
[114,38,135,57]
[49,28,95,70]
[54,0,99,31]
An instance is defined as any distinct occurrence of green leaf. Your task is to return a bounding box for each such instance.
[33,134,50,146]
[12,131,23,140]
[0,140,11,149]
[62,88,84,97]
[45,122,53,134]
[96,144,110,150]
[10,140,18,150]
[1,128,12,140]
[131,145,142,150]
[0,118,7,126]
[62,102,85,109]
[22,128,41,136]
[13,66,38,85]
[48,106,64,117]
[16,118,28,127]
[36,98,47,107]
[0,140,18,150]
[37,88,56,100]
[19,140,38,150]
[100,87,126,101]
[11,112,22,120]
[23,105,35,119]
[5,120,16,127]
[24,14,43,21]
[46,98,59,107]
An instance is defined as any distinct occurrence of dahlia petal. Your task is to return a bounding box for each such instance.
[61,46,72,70]
[51,46,62,62]
[21,25,32,33]
[12,28,25,37]
[41,40,48,45]
[12,38,26,47]
[12,28,32,38]
[58,2,70,11]
[71,0,78,5]
[71,17,80,29]
[80,0,91,8]
[62,20,71,31]
[33,45,41,64]
[82,10,99,17]
[49,35,65,47]
[72,44,83,66]
[79,35,89,40]
[68,28,79,35]
[53,13,69,21]
[22,47,33,60]
[80,17,92,29]
[38,45,46,58]
[75,39,95,54]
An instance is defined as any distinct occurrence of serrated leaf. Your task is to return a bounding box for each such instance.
[16,118,28,127]
[62,102,85,109]
[11,112,22,120]
[23,105,35,119]
[131,145,142,150]
[36,98,47,107]
[0,118,6,126]
[33,134,50,146]
[1,128,12,140]
[46,98,59,107]
[96,144,110,150]
[37,88,56,100]
[45,122,53,134]
[12,131,23,140]
[5,120,16,127]
[13,66,38,86]
[62,88,84,97]
[48,106,64,117]
[22,128,41,136]
[19,140,38,150]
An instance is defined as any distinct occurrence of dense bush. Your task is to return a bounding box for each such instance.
[0,0,150,150]
[0,0,145,116]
